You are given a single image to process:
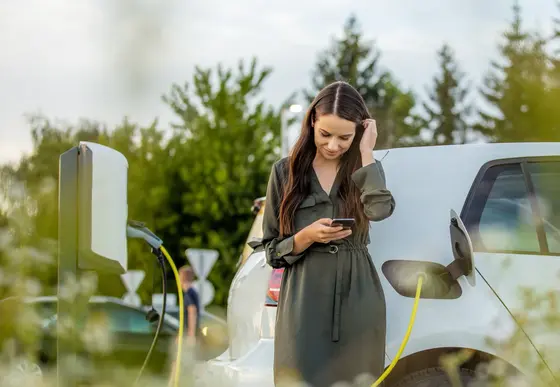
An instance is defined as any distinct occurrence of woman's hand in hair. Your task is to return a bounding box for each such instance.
[303,218,352,244]
[360,119,378,153]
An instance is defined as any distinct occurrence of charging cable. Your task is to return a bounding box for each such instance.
[134,249,167,385]
[371,273,425,387]
[127,222,184,387]
[160,245,184,387]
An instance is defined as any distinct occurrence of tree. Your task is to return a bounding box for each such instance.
[303,14,422,148]
[421,43,473,145]
[162,57,281,306]
[546,2,560,135]
[476,2,553,142]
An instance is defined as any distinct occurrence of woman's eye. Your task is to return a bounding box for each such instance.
[321,132,330,137]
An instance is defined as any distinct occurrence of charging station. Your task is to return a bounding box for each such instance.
[57,141,129,385]
[55,141,186,387]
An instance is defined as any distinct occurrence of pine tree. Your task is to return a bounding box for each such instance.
[421,44,473,145]
[303,14,421,148]
[476,2,551,142]
[547,1,560,135]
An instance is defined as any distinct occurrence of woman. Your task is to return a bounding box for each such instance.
[262,81,396,387]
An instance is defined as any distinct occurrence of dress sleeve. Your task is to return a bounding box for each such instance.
[351,160,396,221]
[262,161,305,269]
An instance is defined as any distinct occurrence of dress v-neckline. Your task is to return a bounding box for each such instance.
[311,164,341,199]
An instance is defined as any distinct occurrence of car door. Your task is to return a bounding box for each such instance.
[461,157,560,376]
[92,302,175,372]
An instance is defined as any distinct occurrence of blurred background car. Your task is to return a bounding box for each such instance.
[1,294,228,378]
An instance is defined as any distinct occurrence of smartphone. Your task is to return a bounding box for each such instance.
[331,218,355,230]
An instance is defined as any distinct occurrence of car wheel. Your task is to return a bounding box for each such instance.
[391,367,478,387]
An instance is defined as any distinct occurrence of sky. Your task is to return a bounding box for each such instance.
[0,0,557,164]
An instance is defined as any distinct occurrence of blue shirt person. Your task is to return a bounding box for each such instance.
[179,265,200,339]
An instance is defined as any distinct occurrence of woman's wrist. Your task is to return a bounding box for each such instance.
[360,150,375,166]
[293,228,313,254]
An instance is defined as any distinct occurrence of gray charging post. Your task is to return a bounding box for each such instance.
[57,142,129,386]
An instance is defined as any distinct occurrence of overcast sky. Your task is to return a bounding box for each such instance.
[0,0,556,164]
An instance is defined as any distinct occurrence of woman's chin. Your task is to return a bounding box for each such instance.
[321,150,341,160]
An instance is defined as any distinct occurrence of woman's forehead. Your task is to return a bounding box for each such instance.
[315,114,356,134]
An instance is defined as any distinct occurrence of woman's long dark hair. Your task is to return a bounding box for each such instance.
[278,81,371,239]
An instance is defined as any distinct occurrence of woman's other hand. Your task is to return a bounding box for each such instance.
[360,118,378,153]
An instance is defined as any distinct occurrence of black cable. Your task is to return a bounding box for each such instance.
[134,248,167,385]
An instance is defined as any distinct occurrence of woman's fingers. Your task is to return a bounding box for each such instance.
[321,229,352,243]
[322,225,344,234]
[332,229,352,240]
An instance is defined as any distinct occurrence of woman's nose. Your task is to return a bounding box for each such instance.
[327,139,338,150]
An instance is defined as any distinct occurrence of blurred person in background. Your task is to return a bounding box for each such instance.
[179,265,200,344]
[262,81,395,387]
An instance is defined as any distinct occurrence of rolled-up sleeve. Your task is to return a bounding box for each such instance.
[351,160,395,221]
[262,161,305,268]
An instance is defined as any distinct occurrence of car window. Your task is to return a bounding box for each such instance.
[464,160,560,255]
[477,164,539,253]
[92,304,173,334]
[525,162,560,253]
[43,303,177,334]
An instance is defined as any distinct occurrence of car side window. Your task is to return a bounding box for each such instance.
[93,304,158,334]
[465,163,540,254]
[525,162,560,253]
[464,160,560,255]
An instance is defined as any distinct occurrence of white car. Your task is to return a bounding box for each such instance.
[196,143,560,387]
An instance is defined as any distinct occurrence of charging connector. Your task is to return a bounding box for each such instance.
[126,220,163,249]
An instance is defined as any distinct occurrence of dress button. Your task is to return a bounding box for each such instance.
[329,245,339,254]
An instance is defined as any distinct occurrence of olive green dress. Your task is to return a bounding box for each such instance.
[262,157,396,387]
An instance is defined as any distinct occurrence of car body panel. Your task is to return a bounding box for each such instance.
[226,247,271,360]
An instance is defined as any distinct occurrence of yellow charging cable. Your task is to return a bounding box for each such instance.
[371,274,424,387]
[160,245,184,387]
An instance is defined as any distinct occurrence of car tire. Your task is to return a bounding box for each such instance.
[391,367,478,387]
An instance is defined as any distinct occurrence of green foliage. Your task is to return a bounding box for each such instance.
[303,14,422,148]
[161,57,280,305]
[476,2,557,142]
[421,44,474,145]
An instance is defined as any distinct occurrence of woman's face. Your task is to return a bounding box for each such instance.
[313,114,357,160]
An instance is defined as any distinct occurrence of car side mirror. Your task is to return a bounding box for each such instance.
[447,209,476,286]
